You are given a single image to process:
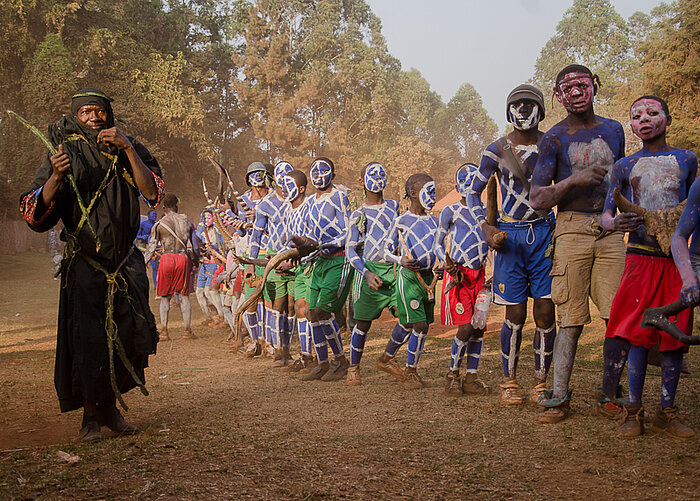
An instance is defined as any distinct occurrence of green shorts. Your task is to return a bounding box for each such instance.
[352,261,397,321]
[308,255,354,313]
[292,264,312,302]
[244,264,265,298]
[395,266,434,325]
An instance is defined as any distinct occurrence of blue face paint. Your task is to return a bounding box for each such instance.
[280,175,299,202]
[364,162,387,193]
[419,180,436,210]
[249,171,265,187]
[310,159,333,189]
[455,165,474,197]
[274,161,294,185]
[148,210,157,222]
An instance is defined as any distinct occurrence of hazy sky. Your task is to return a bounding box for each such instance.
[364,0,664,131]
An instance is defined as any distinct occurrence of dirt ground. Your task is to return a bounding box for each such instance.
[1,252,699,500]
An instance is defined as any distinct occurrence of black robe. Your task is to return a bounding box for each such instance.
[20,115,161,412]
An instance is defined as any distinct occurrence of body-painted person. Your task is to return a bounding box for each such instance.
[601,96,698,439]
[438,164,492,396]
[345,162,411,386]
[137,210,159,287]
[300,158,353,382]
[19,87,164,442]
[278,170,317,372]
[247,161,295,366]
[468,84,556,405]
[195,209,227,327]
[382,174,441,389]
[144,193,200,341]
[529,64,626,423]
[238,162,273,357]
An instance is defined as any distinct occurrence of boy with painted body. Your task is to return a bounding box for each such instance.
[469,84,556,405]
[345,163,412,386]
[438,164,491,396]
[382,174,441,389]
[530,64,627,423]
[238,162,272,357]
[247,161,295,366]
[301,158,353,382]
[195,209,227,327]
[603,96,697,438]
[277,170,317,372]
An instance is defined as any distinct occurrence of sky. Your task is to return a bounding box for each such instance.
[364,0,664,131]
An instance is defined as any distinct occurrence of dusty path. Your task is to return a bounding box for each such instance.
[1,253,699,500]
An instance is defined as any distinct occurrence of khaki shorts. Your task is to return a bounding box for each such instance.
[549,211,625,327]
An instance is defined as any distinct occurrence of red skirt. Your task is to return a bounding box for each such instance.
[441,265,485,326]
[606,253,691,351]
[156,253,191,297]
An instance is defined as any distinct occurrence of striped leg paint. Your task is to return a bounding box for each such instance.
[406,330,427,368]
[500,319,523,378]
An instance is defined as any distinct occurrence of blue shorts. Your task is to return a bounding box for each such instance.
[492,214,554,305]
[197,262,218,288]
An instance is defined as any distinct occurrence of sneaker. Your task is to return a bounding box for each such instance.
[402,367,425,389]
[537,399,570,424]
[376,354,405,381]
[529,382,547,404]
[182,329,197,340]
[271,349,284,368]
[444,371,463,396]
[651,406,696,439]
[322,356,349,381]
[462,375,491,395]
[499,379,523,405]
[346,365,362,386]
[619,406,645,437]
[244,341,262,358]
[79,419,104,443]
[300,362,330,381]
[264,343,276,358]
[159,327,170,342]
[290,355,317,373]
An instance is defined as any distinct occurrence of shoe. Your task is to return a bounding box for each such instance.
[79,419,103,443]
[499,379,523,405]
[159,327,170,342]
[201,318,213,327]
[271,349,284,368]
[651,406,696,439]
[462,374,491,395]
[346,365,362,386]
[272,346,294,368]
[285,354,315,373]
[618,405,644,437]
[537,402,570,423]
[321,356,349,381]
[376,354,405,381]
[444,371,463,396]
[264,343,276,358]
[298,356,320,374]
[596,399,625,420]
[182,329,197,340]
[244,341,262,358]
[102,410,139,436]
[300,362,330,381]
[402,367,425,389]
[529,382,548,404]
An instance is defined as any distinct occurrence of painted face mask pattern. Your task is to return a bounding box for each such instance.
[274,161,294,185]
[630,99,668,141]
[364,162,387,193]
[310,159,333,189]
[509,101,540,131]
[248,171,265,187]
[419,180,436,210]
[455,165,474,197]
[557,72,595,114]
[279,175,299,202]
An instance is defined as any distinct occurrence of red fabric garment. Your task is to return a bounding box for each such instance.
[606,253,691,351]
[440,265,485,326]
[233,269,243,293]
[157,253,191,297]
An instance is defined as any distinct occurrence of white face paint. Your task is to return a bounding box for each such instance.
[509,102,540,131]
[419,180,436,210]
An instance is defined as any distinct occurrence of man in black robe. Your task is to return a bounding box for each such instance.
[20,87,164,442]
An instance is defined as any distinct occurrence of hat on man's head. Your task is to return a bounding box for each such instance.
[506,84,545,122]
[70,87,115,127]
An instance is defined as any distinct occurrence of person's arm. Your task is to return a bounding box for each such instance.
[599,159,643,232]
[20,154,65,232]
[434,207,450,263]
[346,211,366,276]
[672,177,700,305]
[143,222,159,263]
[529,133,607,210]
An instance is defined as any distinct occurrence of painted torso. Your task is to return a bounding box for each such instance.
[436,201,488,270]
[347,200,399,275]
[250,190,288,257]
[384,210,439,271]
[532,115,625,213]
[307,187,350,253]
